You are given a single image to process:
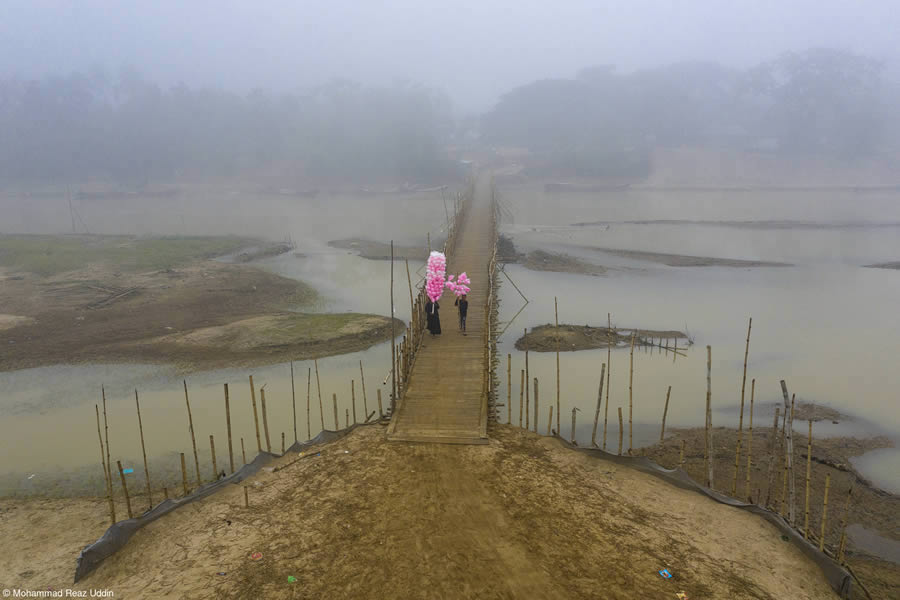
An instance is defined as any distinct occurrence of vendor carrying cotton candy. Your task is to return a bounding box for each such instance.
[424,251,447,336]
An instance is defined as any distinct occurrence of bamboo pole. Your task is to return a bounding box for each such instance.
[571,407,578,444]
[281,432,285,454]
[745,379,755,501]
[314,359,324,431]
[555,297,560,435]
[705,345,713,488]
[659,385,671,443]
[765,407,781,507]
[210,435,218,479]
[359,361,368,421]
[629,333,636,455]
[405,258,414,327]
[260,387,272,453]
[733,317,752,496]
[519,369,524,428]
[524,328,529,430]
[377,388,384,419]
[134,389,152,509]
[184,380,202,486]
[332,393,339,430]
[781,382,796,525]
[618,407,624,455]
[507,354,512,424]
[116,461,133,519]
[249,375,261,453]
[95,404,115,524]
[390,240,397,415]
[163,486,168,500]
[345,408,350,428]
[225,383,234,474]
[547,406,553,436]
[604,313,611,450]
[804,420,813,538]
[820,474,831,552]
[780,451,789,517]
[592,364,606,447]
[533,378,539,433]
[837,486,853,563]
[306,367,312,440]
[244,486,249,508]
[180,453,189,496]
[102,386,112,501]
[290,361,297,443]
[352,381,357,424]
[241,438,246,465]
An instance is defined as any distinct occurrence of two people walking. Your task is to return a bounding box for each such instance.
[424,293,468,336]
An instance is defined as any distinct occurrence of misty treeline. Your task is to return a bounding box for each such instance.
[3,48,899,185]
[0,68,454,184]
[483,48,900,177]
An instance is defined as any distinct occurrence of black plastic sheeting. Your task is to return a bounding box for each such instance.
[74,425,364,582]
[555,438,853,599]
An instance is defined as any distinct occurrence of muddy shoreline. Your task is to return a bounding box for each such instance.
[0,235,401,373]
[640,426,899,598]
[591,247,792,267]
[328,238,434,261]
[516,324,688,352]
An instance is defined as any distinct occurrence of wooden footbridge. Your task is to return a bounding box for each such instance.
[387,172,498,444]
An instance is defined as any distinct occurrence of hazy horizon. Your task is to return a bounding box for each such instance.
[3,0,899,112]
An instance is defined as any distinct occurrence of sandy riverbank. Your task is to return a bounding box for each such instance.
[641,426,899,599]
[0,425,848,599]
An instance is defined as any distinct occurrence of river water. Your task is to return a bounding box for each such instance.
[0,183,898,495]
[494,184,900,493]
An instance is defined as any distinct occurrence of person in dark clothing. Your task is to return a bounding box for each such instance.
[455,294,468,333]
[425,299,441,335]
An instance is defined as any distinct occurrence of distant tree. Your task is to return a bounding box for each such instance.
[0,69,455,184]
[747,48,885,156]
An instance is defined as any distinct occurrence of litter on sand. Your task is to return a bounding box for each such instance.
[250,552,263,561]
[122,468,134,474]
[287,576,297,583]
[344,450,349,454]
[659,568,672,579]
[675,593,688,599]
[27,474,36,480]
[216,572,226,576]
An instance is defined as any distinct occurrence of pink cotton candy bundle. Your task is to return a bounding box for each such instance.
[425,251,447,303]
[445,272,471,297]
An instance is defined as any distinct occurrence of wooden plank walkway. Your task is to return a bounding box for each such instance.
[387,173,494,444]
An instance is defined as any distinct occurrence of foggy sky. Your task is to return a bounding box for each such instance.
[3,0,899,112]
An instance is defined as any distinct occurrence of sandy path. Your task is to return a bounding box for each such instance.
[1,426,841,599]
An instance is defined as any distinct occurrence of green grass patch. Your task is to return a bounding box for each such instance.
[0,234,254,276]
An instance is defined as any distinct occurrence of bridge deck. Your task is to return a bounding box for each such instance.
[387,173,493,444]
